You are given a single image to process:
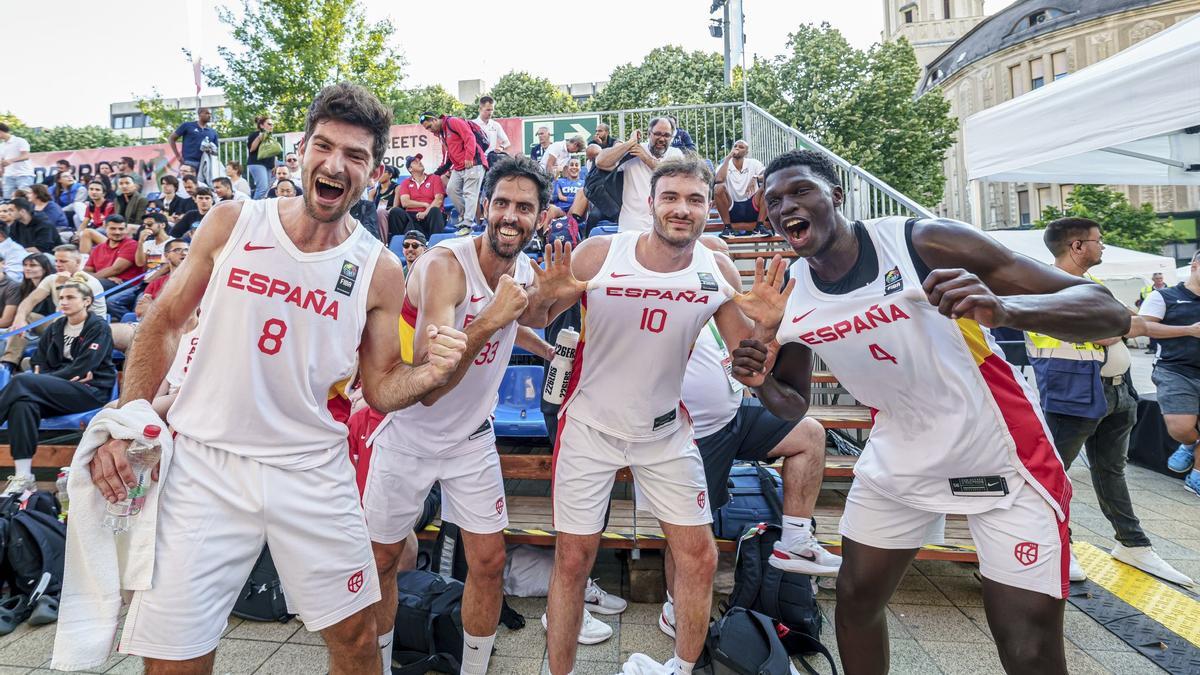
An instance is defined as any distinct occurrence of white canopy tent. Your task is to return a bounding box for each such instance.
[988,230,1176,305]
[964,14,1200,185]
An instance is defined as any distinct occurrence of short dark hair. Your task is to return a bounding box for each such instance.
[304,82,393,164]
[10,198,32,214]
[104,214,126,225]
[650,157,714,199]
[479,95,495,106]
[213,176,232,189]
[164,238,188,253]
[56,159,70,168]
[482,155,552,211]
[116,174,135,183]
[193,186,213,198]
[1043,217,1100,257]
[275,179,295,189]
[0,123,9,133]
[30,184,50,202]
[121,156,135,168]
[226,160,242,174]
[146,211,169,224]
[160,175,179,188]
[762,149,842,190]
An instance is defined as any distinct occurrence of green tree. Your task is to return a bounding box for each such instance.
[588,46,732,110]
[390,85,464,125]
[487,71,578,118]
[27,126,132,153]
[136,91,199,141]
[206,0,405,134]
[1034,184,1178,253]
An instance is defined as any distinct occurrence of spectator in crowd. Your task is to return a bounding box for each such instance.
[0,123,34,198]
[178,163,196,180]
[119,156,144,189]
[0,254,56,373]
[1028,217,1192,585]
[51,171,87,227]
[421,111,487,236]
[586,123,616,164]
[82,214,143,317]
[169,107,219,172]
[399,230,426,274]
[224,161,252,197]
[529,126,551,165]
[595,118,684,232]
[0,281,115,490]
[1142,251,1200,500]
[41,159,71,187]
[387,154,445,240]
[136,238,187,318]
[474,95,511,163]
[213,176,247,203]
[543,135,586,177]
[284,151,302,182]
[270,178,297,200]
[81,180,115,230]
[180,174,199,200]
[154,175,191,224]
[0,202,12,229]
[267,166,304,197]
[5,244,109,365]
[136,212,171,270]
[369,165,400,207]
[0,223,25,282]
[29,184,70,233]
[114,175,148,224]
[714,140,767,237]
[550,158,585,217]
[169,186,214,239]
[245,115,279,199]
[9,198,59,253]
[1139,272,1169,354]
[0,250,22,328]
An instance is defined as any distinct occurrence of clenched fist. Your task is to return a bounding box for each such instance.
[425,324,468,385]
[483,274,529,327]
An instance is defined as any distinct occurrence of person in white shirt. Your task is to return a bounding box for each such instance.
[594,118,684,233]
[213,177,248,202]
[0,123,34,198]
[542,136,586,177]
[714,140,767,237]
[224,161,253,197]
[473,96,510,157]
[0,212,27,282]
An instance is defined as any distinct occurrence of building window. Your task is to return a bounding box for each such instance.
[904,8,914,23]
[943,0,951,19]
[1009,64,1027,97]
[1037,187,1052,213]
[1051,51,1068,80]
[1060,184,1075,205]
[1009,7,1066,36]
[1018,190,1031,226]
[1030,58,1045,89]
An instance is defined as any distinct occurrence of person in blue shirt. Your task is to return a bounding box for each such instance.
[550,159,585,216]
[169,108,220,171]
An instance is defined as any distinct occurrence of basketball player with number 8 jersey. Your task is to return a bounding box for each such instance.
[733,150,1131,675]
[73,84,469,675]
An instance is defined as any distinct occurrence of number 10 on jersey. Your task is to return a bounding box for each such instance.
[639,308,667,333]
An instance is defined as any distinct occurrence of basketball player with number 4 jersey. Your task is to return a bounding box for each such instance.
[363,156,571,675]
[732,150,1130,675]
[76,84,468,675]
[527,157,792,675]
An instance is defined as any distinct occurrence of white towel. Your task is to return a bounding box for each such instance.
[51,399,172,672]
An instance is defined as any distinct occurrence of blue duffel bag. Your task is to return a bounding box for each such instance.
[713,462,784,540]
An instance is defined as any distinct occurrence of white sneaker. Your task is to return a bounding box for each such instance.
[1069,550,1087,582]
[584,578,627,615]
[658,599,676,638]
[620,653,677,674]
[541,608,613,645]
[1111,544,1195,586]
[2,475,35,496]
[768,538,842,577]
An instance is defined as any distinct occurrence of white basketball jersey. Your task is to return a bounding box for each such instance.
[370,236,534,456]
[165,326,200,390]
[562,231,735,441]
[168,198,383,469]
[777,217,1070,516]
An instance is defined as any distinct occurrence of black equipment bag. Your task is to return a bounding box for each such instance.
[232,546,294,623]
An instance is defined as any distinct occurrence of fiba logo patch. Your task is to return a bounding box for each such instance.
[1014,542,1039,566]
[696,491,706,509]
[495,497,505,515]
[347,570,364,593]
[884,266,903,295]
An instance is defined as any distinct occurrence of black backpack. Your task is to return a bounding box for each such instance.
[392,570,464,674]
[232,546,294,623]
[582,155,630,223]
[432,521,525,630]
[724,523,832,669]
[4,509,66,599]
[702,607,794,675]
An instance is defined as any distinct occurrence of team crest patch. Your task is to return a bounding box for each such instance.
[697,491,706,509]
[1014,542,1038,566]
[884,266,903,295]
[697,272,718,292]
[347,569,364,593]
[335,260,359,296]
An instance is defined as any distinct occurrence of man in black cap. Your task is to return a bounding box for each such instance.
[387,154,446,240]
[400,230,427,274]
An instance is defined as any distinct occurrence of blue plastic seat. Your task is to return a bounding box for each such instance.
[512,327,545,357]
[493,365,547,439]
[589,223,619,237]
[39,379,120,430]
[144,191,162,202]
[388,235,405,257]
[428,233,455,248]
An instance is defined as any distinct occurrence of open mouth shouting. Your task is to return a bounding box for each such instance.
[313,175,347,205]
[781,216,812,249]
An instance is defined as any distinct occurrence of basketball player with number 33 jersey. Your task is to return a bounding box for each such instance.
[733,150,1130,675]
[74,84,468,675]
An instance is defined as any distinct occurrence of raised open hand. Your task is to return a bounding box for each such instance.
[731,255,795,331]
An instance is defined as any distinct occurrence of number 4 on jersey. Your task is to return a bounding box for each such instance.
[869,343,898,364]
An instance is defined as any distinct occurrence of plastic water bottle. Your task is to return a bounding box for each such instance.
[103,425,163,534]
[55,467,70,522]
[542,328,579,405]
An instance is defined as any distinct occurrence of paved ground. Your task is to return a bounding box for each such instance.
[10,350,1197,674]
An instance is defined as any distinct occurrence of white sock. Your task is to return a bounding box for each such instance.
[673,652,695,674]
[460,631,495,675]
[377,633,392,675]
[14,458,31,479]
[666,590,674,605]
[781,515,813,550]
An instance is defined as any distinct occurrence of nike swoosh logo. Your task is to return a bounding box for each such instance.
[610,272,634,278]
[466,644,479,651]
[243,243,273,251]
[470,295,486,302]
[791,308,816,324]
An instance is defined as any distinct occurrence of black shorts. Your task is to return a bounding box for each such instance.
[696,398,798,512]
[729,198,759,224]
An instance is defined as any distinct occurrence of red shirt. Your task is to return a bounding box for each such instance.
[437,116,485,171]
[397,174,445,213]
[83,200,114,228]
[88,238,142,281]
[143,270,171,298]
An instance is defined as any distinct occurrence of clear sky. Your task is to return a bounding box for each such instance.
[1,0,1015,128]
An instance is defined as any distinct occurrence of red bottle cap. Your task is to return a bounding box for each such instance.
[143,425,162,439]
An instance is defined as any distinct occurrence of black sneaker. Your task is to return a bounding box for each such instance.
[719,226,735,238]
[752,224,771,237]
